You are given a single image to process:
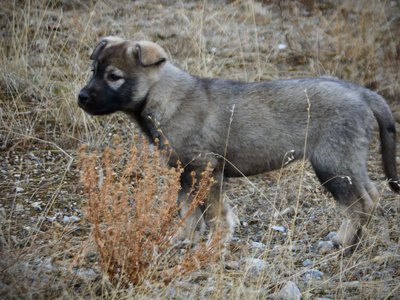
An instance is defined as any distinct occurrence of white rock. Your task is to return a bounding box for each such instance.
[317,241,334,254]
[31,202,42,211]
[46,215,57,222]
[277,281,301,300]
[241,258,269,275]
[0,207,6,219]
[62,215,81,223]
[250,241,266,250]
[326,231,337,240]
[15,186,24,193]
[277,43,287,50]
[271,225,286,233]
[224,260,240,270]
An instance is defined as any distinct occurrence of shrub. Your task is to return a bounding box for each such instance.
[78,135,222,285]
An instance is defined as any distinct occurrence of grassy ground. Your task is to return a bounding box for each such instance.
[1,0,399,299]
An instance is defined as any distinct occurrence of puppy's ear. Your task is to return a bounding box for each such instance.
[135,41,167,67]
[90,36,125,60]
[90,39,108,60]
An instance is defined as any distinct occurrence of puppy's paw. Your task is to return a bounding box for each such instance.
[330,219,362,254]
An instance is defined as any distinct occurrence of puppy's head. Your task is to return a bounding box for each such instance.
[78,37,167,115]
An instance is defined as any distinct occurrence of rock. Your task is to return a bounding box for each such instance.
[303,269,323,281]
[272,244,300,253]
[277,281,301,300]
[15,186,24,193]
[0,207,6,219]
[73,267,99,281]
[302,259,313,267]
[31,201,42,211]
[240,258,269,275]
[317,241,334,254]
[15,203,24,211]
[224,260,240,270]
[62,215,81,223]
[271,225,286,233]
[85,251,98,263]
[250,241,266,250]
[273,206,295,218]
[326,231,337,240]
[46,215,57,222]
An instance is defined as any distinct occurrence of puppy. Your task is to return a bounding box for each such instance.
[78,37,399,249]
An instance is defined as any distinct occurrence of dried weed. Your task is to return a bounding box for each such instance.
[78,135,222,286]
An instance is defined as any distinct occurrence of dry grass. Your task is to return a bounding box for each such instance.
[0,0,399,299]
[78,134,221,286]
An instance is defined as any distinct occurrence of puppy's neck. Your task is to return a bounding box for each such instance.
[145,63,194,123]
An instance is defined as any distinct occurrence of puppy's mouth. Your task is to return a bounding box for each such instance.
[77,90,105,115]
[78,103,114,116]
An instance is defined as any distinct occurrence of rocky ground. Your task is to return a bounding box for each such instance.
[1,0,399,299]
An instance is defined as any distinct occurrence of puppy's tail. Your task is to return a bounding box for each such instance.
[365,92,399,193]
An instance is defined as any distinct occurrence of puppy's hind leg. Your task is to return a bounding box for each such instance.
[311,159,365,250]
[332,180,379,251]
[364,179,384,216]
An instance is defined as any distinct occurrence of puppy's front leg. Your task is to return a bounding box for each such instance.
[203,174,236,243]
[172,184,206,244]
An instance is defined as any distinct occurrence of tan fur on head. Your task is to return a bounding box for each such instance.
[90,36,126,60]
[102,36,125,45]
[135,41,168,66]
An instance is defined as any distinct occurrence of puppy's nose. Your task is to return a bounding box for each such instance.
[78,90,90,105]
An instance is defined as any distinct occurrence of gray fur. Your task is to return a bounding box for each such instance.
[78,37,399,248]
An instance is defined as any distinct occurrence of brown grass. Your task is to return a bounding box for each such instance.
[78,134,221,286]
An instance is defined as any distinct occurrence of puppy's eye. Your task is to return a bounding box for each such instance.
[108,73,123,81]
[90,63,97,74]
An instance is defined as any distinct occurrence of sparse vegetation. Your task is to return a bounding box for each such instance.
[0,0,399,299]
[78,134,221,286]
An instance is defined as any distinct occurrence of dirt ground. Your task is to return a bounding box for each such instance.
[1,0,399,299]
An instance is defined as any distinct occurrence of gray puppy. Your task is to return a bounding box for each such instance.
[78,37,399,249]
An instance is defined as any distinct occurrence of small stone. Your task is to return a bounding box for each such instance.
[15,203,24,211]
[62,215,81,223]
[303,269,324,281]
[209,47,217,54]
[302,259,313,267]
[31,202,42,211]
[277,281,301,300]
[250,241,266,250]
[240,258,269,275]
[273,206,295,218]
[74,268,99,281]
[85,251,98,263]
[277,43,288,50]
[317,241,334,254]
[224,260,240,270]
[15,186,24,193]
[271,225,286,233]
[0,207,6,219]
[326,231,337,240]
[46,215,57,222]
